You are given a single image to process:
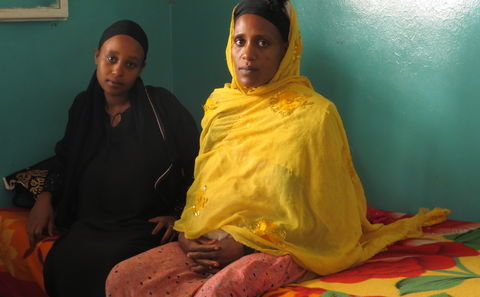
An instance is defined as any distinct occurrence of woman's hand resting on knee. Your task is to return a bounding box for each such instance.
[178,232,245,274]
[26,192,55,249]
[148,216,177,244]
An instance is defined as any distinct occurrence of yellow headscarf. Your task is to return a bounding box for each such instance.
[174,1,448,275]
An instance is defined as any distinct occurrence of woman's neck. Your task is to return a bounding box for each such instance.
[105,95,131,129]
[105,94,130,115]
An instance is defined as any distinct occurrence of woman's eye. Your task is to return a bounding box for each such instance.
[234,38,245,46]
[106,56,117,63]
[126,62,138,69]
[258,39,270,48]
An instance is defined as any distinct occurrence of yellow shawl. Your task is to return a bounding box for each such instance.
[174,2,448,275]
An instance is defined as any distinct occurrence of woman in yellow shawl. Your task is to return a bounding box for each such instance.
[106,1,447,296]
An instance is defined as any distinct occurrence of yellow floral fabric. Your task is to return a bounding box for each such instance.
[174,1,448,275]
[264,217,480,297]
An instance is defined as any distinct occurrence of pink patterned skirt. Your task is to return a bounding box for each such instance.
[106,242,305,297]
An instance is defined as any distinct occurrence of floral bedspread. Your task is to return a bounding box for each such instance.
[264,208,480,297]
[1,207,479,297]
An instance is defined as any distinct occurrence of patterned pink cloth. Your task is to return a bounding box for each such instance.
[106,242,305,297]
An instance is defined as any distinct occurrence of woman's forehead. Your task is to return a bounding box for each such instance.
[100,35,144,56]
[234,14,282,38]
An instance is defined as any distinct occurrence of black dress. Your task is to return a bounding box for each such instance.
[43,80,199,297]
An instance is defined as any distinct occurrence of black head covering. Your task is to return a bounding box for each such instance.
[98,19,149,60]
[234,0,290,42]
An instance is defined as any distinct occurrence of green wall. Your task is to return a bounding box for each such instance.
[3,0,57,9]
[0,0,173,207]
[295,0,480,221]
[2,0,479,222]
[171,0,237,121]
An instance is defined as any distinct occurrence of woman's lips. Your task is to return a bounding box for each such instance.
[238,66,259,73]
[106,79,124,87]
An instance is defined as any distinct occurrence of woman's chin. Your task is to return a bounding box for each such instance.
[239,80,265,89]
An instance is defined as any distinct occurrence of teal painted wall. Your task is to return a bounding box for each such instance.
[294,0,480,221]
[3,0,56,9]
[0,0,173,207]
[171,0,237,121]
[2,0,479,222]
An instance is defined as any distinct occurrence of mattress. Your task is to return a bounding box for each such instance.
[1,207,479,297]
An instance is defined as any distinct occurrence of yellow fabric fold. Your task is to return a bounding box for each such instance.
[174,1,448,275]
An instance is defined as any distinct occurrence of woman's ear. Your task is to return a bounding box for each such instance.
[282,41,288,54]
[136,61,146,76]
[94,48,100,65]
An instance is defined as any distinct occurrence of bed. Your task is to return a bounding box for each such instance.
[1,207,479,297]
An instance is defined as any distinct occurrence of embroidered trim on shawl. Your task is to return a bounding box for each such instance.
[269,90,313,117]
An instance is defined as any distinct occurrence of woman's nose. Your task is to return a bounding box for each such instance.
[242,43,257,61]
[111,63,124,76]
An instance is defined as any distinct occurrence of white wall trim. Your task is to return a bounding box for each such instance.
[0,0,68,22]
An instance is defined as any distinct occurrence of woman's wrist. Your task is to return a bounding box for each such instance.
[35,192,52,203]
[243,244,257,255]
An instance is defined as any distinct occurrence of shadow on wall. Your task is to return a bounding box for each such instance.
[171,0,237,123]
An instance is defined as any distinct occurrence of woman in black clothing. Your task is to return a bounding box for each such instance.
[26,20,199,297]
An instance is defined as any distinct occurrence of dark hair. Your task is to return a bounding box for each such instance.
[234,0,290,42]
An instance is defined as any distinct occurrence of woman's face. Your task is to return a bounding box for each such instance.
[95,34,144,99]
[232,14,287,88]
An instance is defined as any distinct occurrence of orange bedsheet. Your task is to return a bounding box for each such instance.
[0,208,53,297]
